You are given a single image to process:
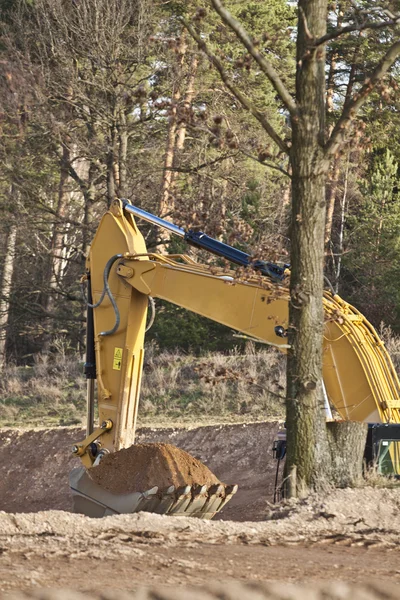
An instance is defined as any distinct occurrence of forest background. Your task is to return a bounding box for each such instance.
[0,0,399,427]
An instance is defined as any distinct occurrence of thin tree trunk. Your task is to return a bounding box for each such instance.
[159,34,188,249]
[0,219,17,369]
[160,100,180,219]
[334,153,350,293]
[175,53,199,153]
[118,109,128,198]
[324,157,340,245]
[45,143,70,315]
[106,124,117,207]
[324,4,342,249]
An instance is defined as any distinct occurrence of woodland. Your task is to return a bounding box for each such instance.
[0,0,399,365]
[1,1,400,490]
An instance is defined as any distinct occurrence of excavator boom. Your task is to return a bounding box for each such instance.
[70,200,400,517]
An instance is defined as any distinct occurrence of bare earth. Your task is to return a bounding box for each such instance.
[0,423,400,597]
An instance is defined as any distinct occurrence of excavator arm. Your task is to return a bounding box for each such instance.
[70,200,400,516]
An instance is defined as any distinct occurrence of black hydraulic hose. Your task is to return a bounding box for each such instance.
[86,255,155,338]
[87,254,123,337]
[87,254,122,309]
[84,274,96,380]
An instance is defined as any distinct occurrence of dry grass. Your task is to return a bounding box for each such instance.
[0,342,286,427]
[1,325,399,428]
[140,341,286,424]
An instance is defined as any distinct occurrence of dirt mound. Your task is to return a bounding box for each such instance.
[88,442,222,494]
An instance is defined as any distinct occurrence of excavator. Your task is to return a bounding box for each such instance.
[70,199,400,518]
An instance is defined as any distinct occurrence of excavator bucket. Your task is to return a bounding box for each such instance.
[69,443,237,519]
[70,468,237,519]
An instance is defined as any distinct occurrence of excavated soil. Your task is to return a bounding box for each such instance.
[2,422,400,594]
[0,422,281,519]
[88,442,222,494]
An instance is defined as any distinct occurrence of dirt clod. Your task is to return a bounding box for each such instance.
[88,442,222,494]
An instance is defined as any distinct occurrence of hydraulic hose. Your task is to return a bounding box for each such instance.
[87,254,123,337]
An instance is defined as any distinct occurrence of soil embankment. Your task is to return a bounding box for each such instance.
[0,422,281,520]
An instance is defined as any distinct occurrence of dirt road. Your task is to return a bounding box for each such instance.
[1,423,400,595]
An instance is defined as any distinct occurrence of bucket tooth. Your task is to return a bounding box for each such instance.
[215,484,238,513]
[167,485,192,515]
[196,484,225,519]
[133,486,159,513]
[154,486,177,514]
[185,485,209,517]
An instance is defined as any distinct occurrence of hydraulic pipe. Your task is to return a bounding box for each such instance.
[122,200,287,281]
[84,274,96,436]
[122,201,185,238]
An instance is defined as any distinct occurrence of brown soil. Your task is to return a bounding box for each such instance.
[2,423,400,595]
[3,581,400,600]
[0,422,280,518]
[88,442,222,494]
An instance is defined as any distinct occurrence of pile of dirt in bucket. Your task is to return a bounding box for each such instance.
[88,442,223,494]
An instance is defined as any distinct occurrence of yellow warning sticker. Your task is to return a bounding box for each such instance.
[113,347,123,371]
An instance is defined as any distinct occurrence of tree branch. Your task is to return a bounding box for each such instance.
[211,0,297,116]
[315,17,400,47]
[240,150,291,178]
[164,153,239,173]
[182,19,289,155]
[325,39,400,161]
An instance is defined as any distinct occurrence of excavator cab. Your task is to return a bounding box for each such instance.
[365,424,400,477]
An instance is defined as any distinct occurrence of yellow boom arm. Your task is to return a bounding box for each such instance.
[74,201,400,466]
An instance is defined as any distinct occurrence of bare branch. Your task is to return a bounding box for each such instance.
[182,19,289,155]
[211,0,297,117]
[164,153,239,174]
[325,39,400,161]
[315,17,400,47]
[299,7,314,41]
[240,149,291,178]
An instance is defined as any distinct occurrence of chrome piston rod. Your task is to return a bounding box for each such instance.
[122,201,185,238]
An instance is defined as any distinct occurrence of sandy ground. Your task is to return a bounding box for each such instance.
[1,423,400,596]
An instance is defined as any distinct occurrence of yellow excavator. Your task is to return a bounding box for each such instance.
[70,199,400,518]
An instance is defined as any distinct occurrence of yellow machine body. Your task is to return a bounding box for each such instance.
[70,201,400,516]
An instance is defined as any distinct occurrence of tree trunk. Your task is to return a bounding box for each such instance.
[45,143,70,316]
[118,109,128,198]
[159,34,188,250]
[327,421,368,487]
[174,53,199,153]
[334,153,350,293]
[0,220,17,369]
[324,157,340,246]
[106,124,117,207]
[286,0,331,495]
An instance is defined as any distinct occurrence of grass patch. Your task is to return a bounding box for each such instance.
[0,342,286,427]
